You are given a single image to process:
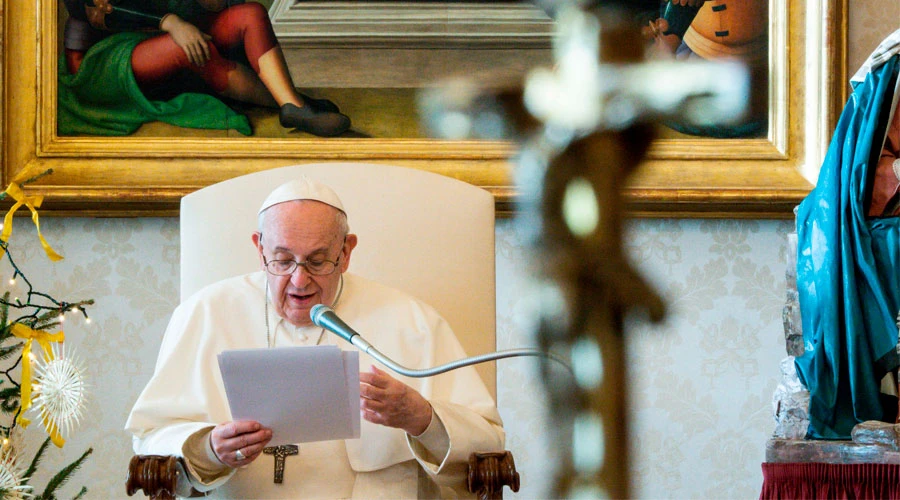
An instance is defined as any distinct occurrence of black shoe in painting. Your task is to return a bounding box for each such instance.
[279,103,351,137]
[300,93,341,114]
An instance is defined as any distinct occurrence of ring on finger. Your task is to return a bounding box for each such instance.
[235,449,246,461]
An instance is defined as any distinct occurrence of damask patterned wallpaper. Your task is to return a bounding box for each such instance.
[11,217,794,498]
[3,1,899,498]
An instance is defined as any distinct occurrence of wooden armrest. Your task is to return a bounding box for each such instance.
[129,450,521,499]
[126,455,184,500]
[467,451,520,500]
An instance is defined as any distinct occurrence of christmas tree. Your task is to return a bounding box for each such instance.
[0,170,92,498]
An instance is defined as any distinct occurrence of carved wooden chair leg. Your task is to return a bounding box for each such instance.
[467,451,520,500]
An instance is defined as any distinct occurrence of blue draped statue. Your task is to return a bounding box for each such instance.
[795,55,900,439]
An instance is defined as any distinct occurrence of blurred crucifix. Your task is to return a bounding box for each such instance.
[421,1,752,497]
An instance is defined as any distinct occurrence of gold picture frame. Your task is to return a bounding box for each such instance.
[2,0,847,217]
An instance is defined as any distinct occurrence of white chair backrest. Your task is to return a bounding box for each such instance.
[180,163,497,395]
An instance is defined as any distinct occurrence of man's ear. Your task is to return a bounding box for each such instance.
[252,232,265,268]
[341,234,358,272]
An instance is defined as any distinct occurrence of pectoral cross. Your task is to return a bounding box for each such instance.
[263,445,299,484]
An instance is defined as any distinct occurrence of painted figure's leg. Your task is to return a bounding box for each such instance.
[205,3,350,135]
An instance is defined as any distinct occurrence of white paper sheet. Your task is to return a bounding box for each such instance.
[218,345,360,446]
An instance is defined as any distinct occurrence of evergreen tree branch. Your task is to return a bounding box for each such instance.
[38,447,92,500]
[0,343,23,362]
[0,292,9,328]
[0,178,93,494]
[24,437,52,483]
[0,386,21,413]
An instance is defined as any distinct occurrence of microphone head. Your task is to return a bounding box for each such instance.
[310,304,332,326]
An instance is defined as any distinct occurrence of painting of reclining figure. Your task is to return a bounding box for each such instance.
[58,0,353,138]
[56,0,553,140]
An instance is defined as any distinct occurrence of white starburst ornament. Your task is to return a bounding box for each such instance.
[30,344,87,445]
[0,446,32,498]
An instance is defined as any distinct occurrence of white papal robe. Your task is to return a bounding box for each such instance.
[125,272,504,499]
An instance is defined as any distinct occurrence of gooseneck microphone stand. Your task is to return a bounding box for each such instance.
[311,304,569,377]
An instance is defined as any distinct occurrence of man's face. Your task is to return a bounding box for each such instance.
[252,200,356,327]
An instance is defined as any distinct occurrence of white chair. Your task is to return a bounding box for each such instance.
[179,162,497,393]
[127,163,519,499]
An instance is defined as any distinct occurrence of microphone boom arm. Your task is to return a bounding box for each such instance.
[311,304,568,377]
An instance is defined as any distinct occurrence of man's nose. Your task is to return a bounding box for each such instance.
[290,264,312,286]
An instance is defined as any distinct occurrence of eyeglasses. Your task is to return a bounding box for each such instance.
[263,254,341,276]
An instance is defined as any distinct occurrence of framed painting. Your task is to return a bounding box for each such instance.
[1,0,846,217]
[629,0,848,217]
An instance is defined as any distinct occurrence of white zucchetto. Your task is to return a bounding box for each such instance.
[258,175,346,215]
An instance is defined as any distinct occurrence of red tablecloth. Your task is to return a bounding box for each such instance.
[761,462,900,499]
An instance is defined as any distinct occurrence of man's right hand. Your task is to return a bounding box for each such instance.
[210,420,273,468]
[159,14,213,67]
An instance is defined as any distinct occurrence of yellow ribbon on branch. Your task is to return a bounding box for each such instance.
[1,183,63,261]
[11,323,65,446]
[42,415,65,448]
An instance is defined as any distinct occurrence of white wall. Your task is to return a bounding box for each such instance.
[497,218,793,498]
[6,217,790,498]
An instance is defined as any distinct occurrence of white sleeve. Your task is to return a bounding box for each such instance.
[124,298,233,459]
[406,312,505,492]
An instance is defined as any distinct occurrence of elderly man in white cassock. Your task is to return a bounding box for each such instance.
[125,176,504,498]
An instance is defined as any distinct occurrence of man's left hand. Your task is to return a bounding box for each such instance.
[359,365,433,436]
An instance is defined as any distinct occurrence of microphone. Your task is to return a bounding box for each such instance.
[309,304,359,343]
[309,304,378,355]
[310,304,568,378]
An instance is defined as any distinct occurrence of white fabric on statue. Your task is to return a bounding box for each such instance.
[851,28,900,84]
[125,272,503,498]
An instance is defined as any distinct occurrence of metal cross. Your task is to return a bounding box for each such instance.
[263,445,299,484]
